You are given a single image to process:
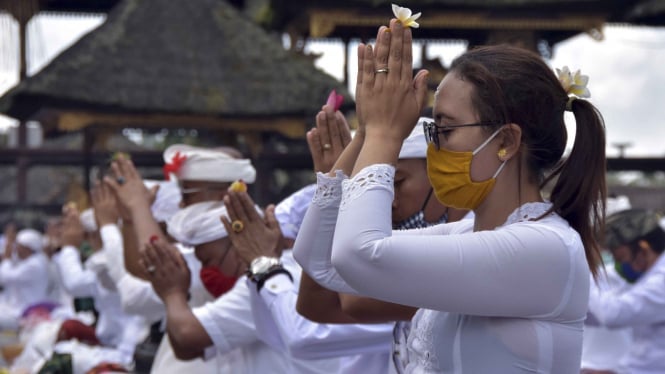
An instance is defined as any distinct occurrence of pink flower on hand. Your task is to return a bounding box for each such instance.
[326,89,344,111]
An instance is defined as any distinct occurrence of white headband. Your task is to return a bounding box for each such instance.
[398,117,429,159]
[163,144,256,183]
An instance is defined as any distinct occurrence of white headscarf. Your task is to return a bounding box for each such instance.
[167,201,262,247]
[275,184,316,240]
[144,179,182,223]
[16,229,44,253]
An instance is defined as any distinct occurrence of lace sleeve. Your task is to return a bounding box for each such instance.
[340,164,395,211]
[293,170,358,293]
[311,170,347,207]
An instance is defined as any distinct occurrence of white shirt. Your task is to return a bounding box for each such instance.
[581,263,632,371]
[588,252,665,374]
[53,246,146,364]
[0,253,49,312]
[298,165,590,373]
[193,250,341,374]
[249,251,393,373]
[98,224,227,373]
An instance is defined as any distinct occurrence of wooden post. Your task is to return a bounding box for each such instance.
[342,37,349,88]
[16,8,29,204]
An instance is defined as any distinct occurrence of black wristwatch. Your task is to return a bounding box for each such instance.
[247,256,293,292]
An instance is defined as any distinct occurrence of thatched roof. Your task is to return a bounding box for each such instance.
[0,0,350,122]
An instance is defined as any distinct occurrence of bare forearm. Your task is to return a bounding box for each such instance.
[125,201,163,280]
[296,273,358,324]
[163,292,212,360]
[352,132,401,177]
[122,222,146,280]
[329,132,364,177]
[340,294,416,323]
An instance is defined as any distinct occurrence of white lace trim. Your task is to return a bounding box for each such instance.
[312,170,347,208]
[340,164,395,211]
[410,309,439,371]
[503,201,554,226]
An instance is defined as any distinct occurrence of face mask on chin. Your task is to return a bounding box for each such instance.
[426,128,506,210]
[393,188,447,230]
[199,266,239,298]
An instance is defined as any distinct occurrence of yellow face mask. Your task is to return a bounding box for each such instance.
[426,128,506,210]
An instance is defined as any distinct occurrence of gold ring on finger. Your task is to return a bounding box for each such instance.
[375,68,389,74]
[231,220,244,233]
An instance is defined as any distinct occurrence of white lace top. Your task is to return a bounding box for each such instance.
[314,164,591,373]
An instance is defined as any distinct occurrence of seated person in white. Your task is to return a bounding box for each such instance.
[0,228,49,331]
[585,209,665,374]
[140,199,340,373]
[102,147,256,373]
[51,205,147,371]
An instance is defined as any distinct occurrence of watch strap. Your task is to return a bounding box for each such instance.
[254,265,293,293]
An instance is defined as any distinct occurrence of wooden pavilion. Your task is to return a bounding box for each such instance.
[0,0,350,214]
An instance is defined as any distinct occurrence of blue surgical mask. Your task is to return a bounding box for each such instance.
[615,261,644,284]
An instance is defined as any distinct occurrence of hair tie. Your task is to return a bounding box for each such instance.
[556,66,590,112]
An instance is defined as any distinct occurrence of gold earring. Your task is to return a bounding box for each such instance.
[497,149,507,159]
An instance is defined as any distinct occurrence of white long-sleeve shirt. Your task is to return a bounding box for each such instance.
[193,250,341,374]
[588,253,665,374]
[300,164,590,373]
[248,250,393,373]
[53,246,146,364]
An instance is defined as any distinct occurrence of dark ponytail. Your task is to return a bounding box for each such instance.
[544,99,606,278]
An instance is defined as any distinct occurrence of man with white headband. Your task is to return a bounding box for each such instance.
[164,144,256,207]
[104,146,256,373]
[141,195,340,373]
[0,228,49,331]
[115,144,256,279]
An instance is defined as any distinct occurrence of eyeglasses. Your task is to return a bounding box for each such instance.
[423,121,503,150]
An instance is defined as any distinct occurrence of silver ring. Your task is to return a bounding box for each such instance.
[116,176,125,185]
[323,143,331,150]
[147,265,156,273]
[375,68,389,74]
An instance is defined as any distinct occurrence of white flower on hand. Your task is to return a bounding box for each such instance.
[556,66,590,98]
[392,4,421,28]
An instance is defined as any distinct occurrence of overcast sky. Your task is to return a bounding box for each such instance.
[1,13,665,157]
